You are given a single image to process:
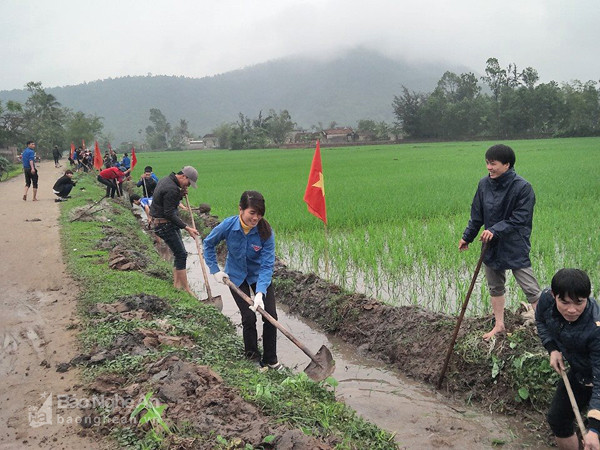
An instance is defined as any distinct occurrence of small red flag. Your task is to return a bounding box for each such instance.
[131,146,137,169]
[303,140,327,224]
[107,142,113,151]
[93,141,103,170]
[70,142,75,159]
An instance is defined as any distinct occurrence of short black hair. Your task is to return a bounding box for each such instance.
[26,140,35,146]
[144,166,153,173]
[551,268,591,302]
[129,194,141,205]
[485,144,515,168]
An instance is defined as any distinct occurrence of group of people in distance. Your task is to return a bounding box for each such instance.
[19,138,599,446]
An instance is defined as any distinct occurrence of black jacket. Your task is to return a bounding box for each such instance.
[137,177,157,197]
[536,288,600,428]
[149,173,186,229]
[462,168,535,270]
[53,175,75,191]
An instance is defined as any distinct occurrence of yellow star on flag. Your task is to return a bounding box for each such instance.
[312,171,325,197]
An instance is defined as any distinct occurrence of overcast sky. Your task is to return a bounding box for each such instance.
[1,0,598,91]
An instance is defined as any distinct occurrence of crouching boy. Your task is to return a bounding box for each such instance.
[536,268,600,450]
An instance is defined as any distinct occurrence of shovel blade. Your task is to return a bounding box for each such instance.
[202,295,223,312]
[304,345,335,382]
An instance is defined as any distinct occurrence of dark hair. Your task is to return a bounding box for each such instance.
[26,140,35,146]
[144,166,153,173]
[65,170,73,175]
[240,190,272,240]
[485,144,515,168]
[129,194,141,206]
[551,268,591,303]
[124,153,128,157]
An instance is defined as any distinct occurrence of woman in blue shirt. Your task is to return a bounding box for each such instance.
[203,191,280,369]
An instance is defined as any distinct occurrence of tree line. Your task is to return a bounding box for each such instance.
[392,57,600,140]
[0,82,105,156]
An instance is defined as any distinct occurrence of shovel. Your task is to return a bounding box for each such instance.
[437,242,488,389]
[224,278,335,382]
[184,195,223,310]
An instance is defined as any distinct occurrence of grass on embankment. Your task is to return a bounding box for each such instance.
[58,173,396,449]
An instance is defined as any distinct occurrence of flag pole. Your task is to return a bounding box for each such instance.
[324,223,329,279]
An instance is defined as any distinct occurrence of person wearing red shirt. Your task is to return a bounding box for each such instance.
[98,166,131,198]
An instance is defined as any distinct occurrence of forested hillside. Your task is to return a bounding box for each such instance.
[0,49,463,144]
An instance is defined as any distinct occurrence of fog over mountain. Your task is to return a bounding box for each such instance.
[0,49,470,144]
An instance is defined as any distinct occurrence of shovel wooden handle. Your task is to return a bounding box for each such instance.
[184,195,214,299]
[437,242,488,389]
[560,368,587,439]
[224,278,321,364]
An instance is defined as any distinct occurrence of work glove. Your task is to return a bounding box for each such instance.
[213,271,228,284]
[249,292,264,313]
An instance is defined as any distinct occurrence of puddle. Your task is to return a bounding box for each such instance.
[175,237,544,449]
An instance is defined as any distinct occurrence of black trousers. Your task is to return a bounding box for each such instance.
[97,175,118,198]
[229,281,278,365]
[24,168,38,188]
[547,369,592,438]
[153,222,187,270]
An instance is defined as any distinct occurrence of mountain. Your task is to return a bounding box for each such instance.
[0,48,471,144]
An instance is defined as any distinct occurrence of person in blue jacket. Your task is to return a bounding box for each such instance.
[459,144,541,340]
[22,140,38,201]
[536,268,600,450]
[203,190,281,370]
[121,153,131,170]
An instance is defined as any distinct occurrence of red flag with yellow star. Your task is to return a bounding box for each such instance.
[303,140,327,224]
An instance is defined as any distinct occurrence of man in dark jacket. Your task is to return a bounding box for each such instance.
[536,268,600,450]
[52,169,76,201]
[150,166,199,296]
[459,144,541,340]
[52,145,61,168]
[136,167,157,197]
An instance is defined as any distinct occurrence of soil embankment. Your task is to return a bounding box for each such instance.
[0,162,102,449]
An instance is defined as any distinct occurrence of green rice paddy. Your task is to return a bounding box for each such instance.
[132,137,600,315]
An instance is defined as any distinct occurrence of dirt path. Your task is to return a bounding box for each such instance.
[0,162,101,449]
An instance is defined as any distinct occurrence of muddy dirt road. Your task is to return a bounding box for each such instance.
[0,162,101,449]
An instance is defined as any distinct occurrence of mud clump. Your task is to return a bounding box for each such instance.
[120,293,170,314]
[108,246,148,270]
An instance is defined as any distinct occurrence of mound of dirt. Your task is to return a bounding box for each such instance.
[82,355,332,449]
[108,246,148,270]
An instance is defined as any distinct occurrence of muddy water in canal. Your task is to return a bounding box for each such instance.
[158,237,544,449]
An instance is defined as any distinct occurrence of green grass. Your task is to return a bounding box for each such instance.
[131,137,600,315]
[60,175,397,449]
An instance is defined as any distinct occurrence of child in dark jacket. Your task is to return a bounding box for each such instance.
[536,268,600,450]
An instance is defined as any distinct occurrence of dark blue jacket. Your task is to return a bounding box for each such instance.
[203,215,275,295]
[462,168,535,270]
[536,288,600,429]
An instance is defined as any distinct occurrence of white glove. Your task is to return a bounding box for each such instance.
[213,271,228,284]
[249,292,264,313]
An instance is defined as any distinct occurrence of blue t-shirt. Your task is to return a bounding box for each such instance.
[140,197,152,208]
[22,148,35,169]
[122,156,131,169]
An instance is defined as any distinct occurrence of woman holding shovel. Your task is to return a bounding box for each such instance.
[203,190,282,370]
